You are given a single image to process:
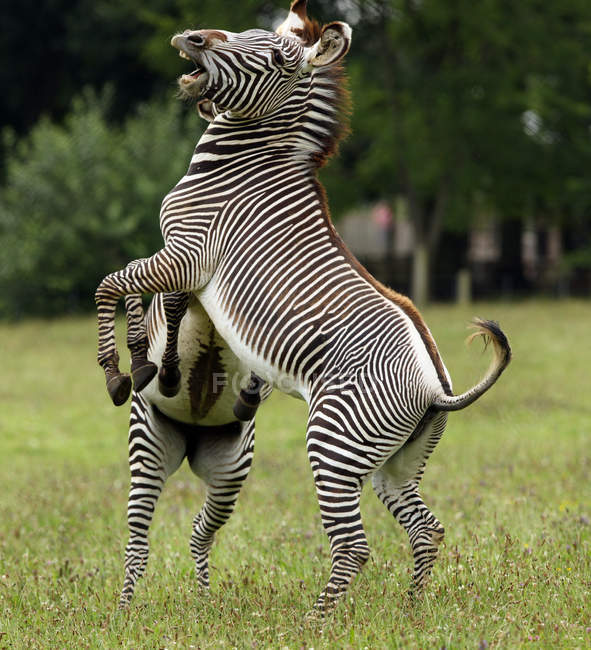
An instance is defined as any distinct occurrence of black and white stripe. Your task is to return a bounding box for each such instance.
[97,1,511,613]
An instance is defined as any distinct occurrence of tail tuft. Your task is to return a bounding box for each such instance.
[468,318,512,366]
[433,318,511,412]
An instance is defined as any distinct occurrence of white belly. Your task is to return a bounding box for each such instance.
[141,298,252,426]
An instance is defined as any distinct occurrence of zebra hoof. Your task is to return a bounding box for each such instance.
[158,366,181,398]
[106,373,132,406]
[117,596,131,611]
[131,361,158,392]
[304,607,326,622]
[404,587,419,605]
[232,393,261,422]
[430,525,445,545]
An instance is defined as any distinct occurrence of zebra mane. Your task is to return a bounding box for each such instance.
[308,62,351,169]
[277,0,322,46]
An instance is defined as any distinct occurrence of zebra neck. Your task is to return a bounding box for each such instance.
[193,66,349,171]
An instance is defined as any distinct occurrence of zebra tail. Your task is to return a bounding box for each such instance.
[432,318,512,412]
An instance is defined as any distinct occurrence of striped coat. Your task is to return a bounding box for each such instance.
[96,0,511,613]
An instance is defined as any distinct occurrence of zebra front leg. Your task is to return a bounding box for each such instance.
[96,245,203,406]
[233,372,264,422]
[158,291,190,398]
[119,394,186,608]
[187,420,255,589]
[124,294,158,393]
[99,261,156,406]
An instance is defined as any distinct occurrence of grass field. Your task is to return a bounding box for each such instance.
[0,300,590,649]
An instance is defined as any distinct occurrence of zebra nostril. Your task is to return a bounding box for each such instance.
[187,32,206,47]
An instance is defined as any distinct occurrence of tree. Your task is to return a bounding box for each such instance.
[0,91,199,317]
[319,0,591,303]
[2,0,591,314]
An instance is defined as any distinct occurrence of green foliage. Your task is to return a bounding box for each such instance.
[0,0,275,136]
[0,301,590,647]
[0,89,200,318]
[564,246,591,270]
[2,0,591,313]
[322,0,591,224]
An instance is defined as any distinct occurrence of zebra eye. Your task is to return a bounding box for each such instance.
[272,49,285,67]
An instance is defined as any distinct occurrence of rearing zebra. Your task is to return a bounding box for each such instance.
[95,0,511,612]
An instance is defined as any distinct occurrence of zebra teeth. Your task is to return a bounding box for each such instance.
[180,67,208,88]
[179,51,191,60]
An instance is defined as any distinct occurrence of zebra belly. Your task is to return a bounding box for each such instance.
[197,279,450,408]
[141,299,251,426]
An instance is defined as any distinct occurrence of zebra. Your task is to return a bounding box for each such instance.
[124,288,263,420]
[102,97,221,407]
[95,0,512,612]
[117,290,272,608]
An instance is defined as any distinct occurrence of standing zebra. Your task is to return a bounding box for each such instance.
[117,290,271,609]
[96,0,511,612]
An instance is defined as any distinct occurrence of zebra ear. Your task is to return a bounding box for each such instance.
[276,0,309,41]
[305,22,352,68]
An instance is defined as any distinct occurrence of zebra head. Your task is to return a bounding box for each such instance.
[170,0,352,119]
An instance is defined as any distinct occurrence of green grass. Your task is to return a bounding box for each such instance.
[0,300,590,648]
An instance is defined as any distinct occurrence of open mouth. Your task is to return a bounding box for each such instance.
[178,50,207,84]
[171,36,209,96]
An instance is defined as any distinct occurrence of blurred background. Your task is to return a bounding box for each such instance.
[1,0,590,318]
[1,5,590,644]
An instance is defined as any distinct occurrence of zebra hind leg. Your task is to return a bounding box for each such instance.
[125,294,158,393]
[311,487,370,616]
[119,395,186,608]
[158,292,190,398]
[371,411,448,596]
[187,420,255,590]
[372,474,444,596]
[306,419,372,616]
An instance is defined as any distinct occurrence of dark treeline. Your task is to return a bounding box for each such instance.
[1,0,591,316]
